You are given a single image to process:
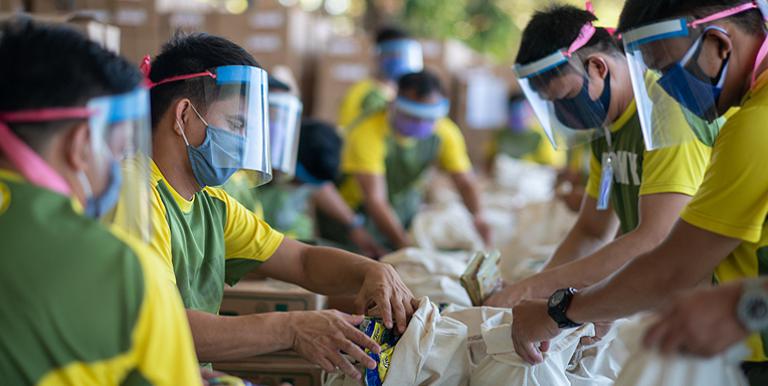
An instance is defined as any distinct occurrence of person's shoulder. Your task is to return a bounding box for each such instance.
[350,111,391,138]
[434,117,463,139]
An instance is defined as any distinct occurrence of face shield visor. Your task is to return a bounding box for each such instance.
[377,39,424,81]
[514,22,610,150]
[391,96,450,139]
[0,87,153,242]
[622,0,768,148]
[148,64,272,189]
[268,91,303,180]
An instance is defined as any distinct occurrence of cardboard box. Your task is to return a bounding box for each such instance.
[0,0,23,12]
[219,279,326,315]
[0,13,120,53]
[214,355,323,386]
[158,11,209,41]
[112,0,159,63]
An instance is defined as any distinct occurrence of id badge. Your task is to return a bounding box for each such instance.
[597,156,614,211]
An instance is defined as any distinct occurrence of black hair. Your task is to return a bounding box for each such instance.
[397,70,445,99]
[509,92,526,105]
[296,119,341,182]
[619,0,765,34]
[516,4,621,65]
[375,26,410,45]
[148,32,261,129]
[268,76,292,93]
[0,18,141,151]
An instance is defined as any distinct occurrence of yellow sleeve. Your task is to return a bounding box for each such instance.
[680,111,768,242]
[435,118,472,173]
[341,114,388,175]
[585,151,602,199]
[338,80,374,128]
[532,133,566,168]
[205,187,285,262]
[639,138,711,197]
[129,241,202,386]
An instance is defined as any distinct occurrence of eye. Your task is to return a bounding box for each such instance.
[227,118,245,132]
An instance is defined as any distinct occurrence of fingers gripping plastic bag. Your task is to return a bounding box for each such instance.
[324,297,471,386]
[469,312,594,386]
[613,317,749,386]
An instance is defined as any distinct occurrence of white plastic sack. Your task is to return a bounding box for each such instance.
[614,317,749,386]
[443,307,514,369]
[324,297,470,386]
[384,297,470,386]
[381,248,474,307]
[469,312,594,386]
[410,203,484,251]
[566,319,633,386]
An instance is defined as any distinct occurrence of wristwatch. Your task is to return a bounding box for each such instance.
[737,279,768,332]
[547,288,583,329]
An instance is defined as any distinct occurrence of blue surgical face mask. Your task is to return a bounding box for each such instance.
[657,27,730,122]
[553,71,612,130]
[180,105,245,187]
[78,160,123,218]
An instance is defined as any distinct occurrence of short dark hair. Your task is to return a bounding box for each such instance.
[397,70,444,99]
[148,32,261,129]
[375,26,410,45]
[619,0,765,34]
[509,92,526,105]
[516,4,621,66]
[297,119,341,182]
[0,18,141,151]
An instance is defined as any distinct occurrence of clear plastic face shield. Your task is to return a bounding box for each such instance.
[622,0,768,148]
[268,91,303,180]
[0,87,153,241]
[377,39,425,81]
[148,64,272,189]
[514,22,611,150]
[390,96,450,139]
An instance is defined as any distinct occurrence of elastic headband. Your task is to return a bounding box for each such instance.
[140,54,216,89]
[393,97,450,120]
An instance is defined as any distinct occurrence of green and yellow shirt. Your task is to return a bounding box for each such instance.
[127,161,285,314]
[585,101,712,234]
[0,170,201,386]
[680,72,768,362]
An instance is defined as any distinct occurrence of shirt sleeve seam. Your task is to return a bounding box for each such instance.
[681,207,761,243]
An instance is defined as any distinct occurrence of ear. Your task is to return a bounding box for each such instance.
[585,55,610,79]
[172,98,192,138]
[698,28,733,77]
[63,123,92,172]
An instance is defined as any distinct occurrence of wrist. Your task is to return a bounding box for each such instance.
[547,288,583,329]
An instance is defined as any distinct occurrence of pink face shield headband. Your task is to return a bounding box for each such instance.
[0,107,95,195]
[140,55,217,89]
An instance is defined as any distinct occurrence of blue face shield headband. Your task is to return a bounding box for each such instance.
[391,97,450,139]
[377,39,424,81]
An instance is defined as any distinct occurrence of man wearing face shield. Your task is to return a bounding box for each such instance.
[338,26,423,131]
[0,20,201,385]
[486,3,712,331]
[507,1,768,382]
[336,70,491,251]
[485,92,566,172]
[126,33,415,379]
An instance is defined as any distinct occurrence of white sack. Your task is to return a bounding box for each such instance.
[410,203,484,251]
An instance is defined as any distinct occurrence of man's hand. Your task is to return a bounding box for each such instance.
[511,299,561,364]
[643,282,748,357]
[289,310,379,380]
[348,227,387,259]
[473,215,493,247]
[355,263,417,333]
[484,282,531,309]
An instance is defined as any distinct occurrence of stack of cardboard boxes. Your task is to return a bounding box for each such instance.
[214,279,327,386]
[112,0,159,63]
[311,34,373,124]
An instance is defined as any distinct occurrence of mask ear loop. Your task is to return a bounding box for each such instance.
[176,118,190,147]
[76,169,94,203]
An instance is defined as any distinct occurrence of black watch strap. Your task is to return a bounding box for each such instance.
[547,288,583,329]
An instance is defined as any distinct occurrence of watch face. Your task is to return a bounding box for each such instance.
[748,298,768,319]
[550,290,565,307]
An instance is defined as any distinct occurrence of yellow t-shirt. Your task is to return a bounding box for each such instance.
[680,73,768,362]
[340,112,472,208]
[585,100,711,233]
[338,79,386,129]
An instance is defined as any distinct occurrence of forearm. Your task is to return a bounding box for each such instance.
[298,245,381,296]
[365,199,409,248]
[544,224,609,269]
[524,228,662,299]
[188,309,293,362]
[454,174,482,216]
[312,184,357,226]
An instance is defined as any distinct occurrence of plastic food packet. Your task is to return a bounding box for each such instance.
[358,317,400,386]
[460,251,502,306]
